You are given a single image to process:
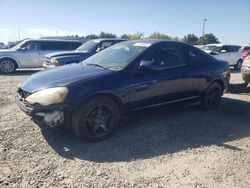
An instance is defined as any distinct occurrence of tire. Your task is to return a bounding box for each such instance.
[0,58,17,74]
[235,60,242,70]
[72,97,121,142]
[244,81,249,87]
[201,82,223,110]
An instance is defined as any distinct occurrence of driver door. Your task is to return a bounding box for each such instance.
[128,43,190,110]
[18,41,40,68]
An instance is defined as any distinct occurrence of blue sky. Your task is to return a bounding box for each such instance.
[0,0,249,44]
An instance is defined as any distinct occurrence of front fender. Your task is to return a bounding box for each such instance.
[0,54,21,68]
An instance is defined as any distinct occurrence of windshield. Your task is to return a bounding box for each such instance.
[11,40,27,50]
[76,40,99,52]
[202,45,222,52]
[82,41,149,70]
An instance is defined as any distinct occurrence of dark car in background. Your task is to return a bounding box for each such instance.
[43,38,126,69]
[16,40,230,142]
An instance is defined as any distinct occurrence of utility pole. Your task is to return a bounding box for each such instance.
[202,19,207,45]
[18,28,20,41]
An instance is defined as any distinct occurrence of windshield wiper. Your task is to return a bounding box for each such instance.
[85,63,108,69]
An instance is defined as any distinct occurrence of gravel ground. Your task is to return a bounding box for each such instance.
[0,70,250,188]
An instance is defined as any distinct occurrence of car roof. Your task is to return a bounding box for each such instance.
[25,39,83,43]
[206,43,240,47]
[90,38,127,42]
[128,39,189,46]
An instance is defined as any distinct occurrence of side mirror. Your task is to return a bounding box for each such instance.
[138,59,155,72]
[220,50,227,53]
[96,47,101,53]
[19,47,27,51]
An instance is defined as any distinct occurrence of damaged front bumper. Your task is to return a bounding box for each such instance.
[16,94,68,127]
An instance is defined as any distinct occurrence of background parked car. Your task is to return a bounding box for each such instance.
[43,38,126,69]
[0,39,83,73]
[0,42,7,49]
[16,40,230,142]
[202,44,243,70]
[241,55,250,85]
[242,46,250,59]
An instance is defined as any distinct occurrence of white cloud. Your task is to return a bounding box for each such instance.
[25,28,85,36]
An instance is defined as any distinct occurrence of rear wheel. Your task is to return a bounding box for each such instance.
[201,82,223,110]
[244,81,249,87]
[235,60,242,70]
[72,97,121,142]
[0,58,17,74]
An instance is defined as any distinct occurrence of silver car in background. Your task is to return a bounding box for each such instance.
[0,39,82,73]
[202,44,243,70]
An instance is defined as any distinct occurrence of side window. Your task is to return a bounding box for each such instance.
[71,42,82,50]
[40,41,70,50]
[222,46,240,53]
[59,42,71,50]
[227,46,235,52]
[146,46,185,69]
[21,41,38,50]
[232,46,240,52]
[100,41,112,50]
[41,41,55,50]
[188,48,206,64]
[220,46,229,52]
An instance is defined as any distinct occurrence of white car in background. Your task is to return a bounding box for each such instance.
[0,39,82,74]
[0,42,7,49]
[202,44,243,70]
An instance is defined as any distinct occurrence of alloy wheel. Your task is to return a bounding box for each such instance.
[84,105,115,139]
[0,60,15,73]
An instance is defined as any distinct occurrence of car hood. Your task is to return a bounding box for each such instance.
[203,50,212,54]
[0,49,15,53]
[45,50,88,59]
[20,63,112,93]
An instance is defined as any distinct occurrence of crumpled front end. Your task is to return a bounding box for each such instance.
[16,87,68,127]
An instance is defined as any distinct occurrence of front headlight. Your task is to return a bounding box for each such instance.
[50,59,60,66]
[26,87,68,106]
[17,82,21,88]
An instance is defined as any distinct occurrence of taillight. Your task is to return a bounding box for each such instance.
[242,50,248,57]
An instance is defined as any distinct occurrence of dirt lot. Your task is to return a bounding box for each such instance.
[0,70,250,188]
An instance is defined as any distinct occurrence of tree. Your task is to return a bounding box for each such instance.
[199,33,219,45]
[183,34,199,45]
[120,34,130,39]
[149,32,171,39]
[99,31,117,38]
[171,36,180,41]
[85,34,99,39]
[128,32,144,40]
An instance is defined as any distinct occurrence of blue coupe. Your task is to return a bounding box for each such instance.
[16,39,231,142]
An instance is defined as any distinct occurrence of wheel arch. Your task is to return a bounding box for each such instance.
[208,79,225,91]
[0,56,20,68]
[76,92,125,115]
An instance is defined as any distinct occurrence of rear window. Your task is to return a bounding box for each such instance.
[223,45,240,52]
[188,46,214,64]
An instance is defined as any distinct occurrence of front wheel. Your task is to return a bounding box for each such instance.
[72,97,121,142]
[201,82,223,110]
[0,58,17,74]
